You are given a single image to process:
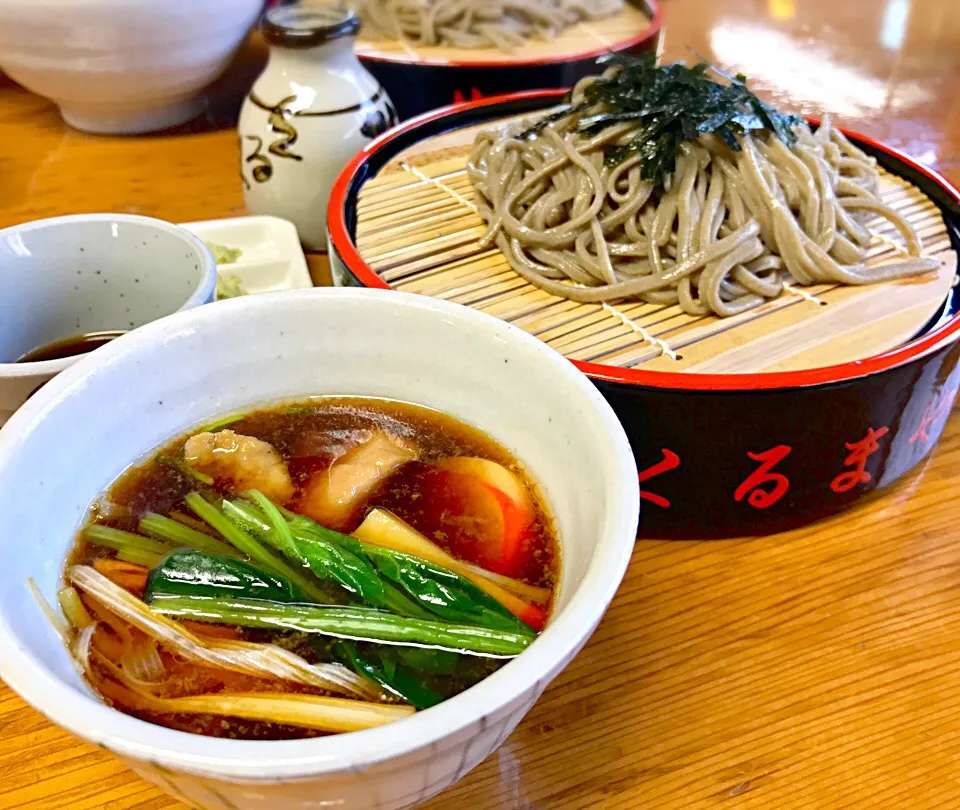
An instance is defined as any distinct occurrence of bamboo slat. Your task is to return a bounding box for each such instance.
[354,137,958,375]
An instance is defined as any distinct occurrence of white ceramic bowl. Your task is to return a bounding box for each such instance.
[0,289,639,809]
[0,214,218,425]
[0,0,263,133]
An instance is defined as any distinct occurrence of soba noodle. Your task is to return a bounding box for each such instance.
[468,68,940,317]
[355,0,624,50]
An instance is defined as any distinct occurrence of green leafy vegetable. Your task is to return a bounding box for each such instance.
[227,496,428,617]
[145,550,303,603]
[363,545,534,635]
[392,646,459,674]
[183,492,332,604]
[248,490,300,560]
[148,594,534,657]
[289,516,366,557]
[224,498,383,607]
[250,497,529,628]
[520,52,804,182]
[333,640,445,710]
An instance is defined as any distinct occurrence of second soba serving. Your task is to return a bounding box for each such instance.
[468,55,940,317]
[354,0,624,50]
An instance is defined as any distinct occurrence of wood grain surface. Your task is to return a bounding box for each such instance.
[1,0,960,807]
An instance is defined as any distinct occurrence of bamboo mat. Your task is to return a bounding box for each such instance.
[349,3,653,64]
[354,141,958,374]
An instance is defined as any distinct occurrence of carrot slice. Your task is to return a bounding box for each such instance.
[93,559,148,594]
[416,458,536,577]
[434,458,533,511]
[179,620,244,641]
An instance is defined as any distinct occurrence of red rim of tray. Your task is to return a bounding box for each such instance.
[356,0,663,68]
[328,90,960,393]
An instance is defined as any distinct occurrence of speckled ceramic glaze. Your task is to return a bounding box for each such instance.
[239,6,398,251]
[0,288,639,810]
[0,0,262,134]
[0,214,217,425]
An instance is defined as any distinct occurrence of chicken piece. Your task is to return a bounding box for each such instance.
[183,430,295,504]
[297,431,418,530]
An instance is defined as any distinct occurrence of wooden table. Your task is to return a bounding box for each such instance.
[2,0,960,807]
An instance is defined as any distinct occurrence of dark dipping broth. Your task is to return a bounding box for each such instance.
[65,398,558,741]
[18,330,126,363]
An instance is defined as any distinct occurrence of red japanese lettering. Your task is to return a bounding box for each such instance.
[453,88,485,104]
[909,387,958,445]
[638,449,680,509]
[734,445,792,509]
[830,426,889,493]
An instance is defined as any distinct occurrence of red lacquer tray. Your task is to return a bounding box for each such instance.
[327,92,960,538]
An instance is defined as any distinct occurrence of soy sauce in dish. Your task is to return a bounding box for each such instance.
[17,330,126,363]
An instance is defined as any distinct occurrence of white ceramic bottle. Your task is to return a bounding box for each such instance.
[239,5,397,251]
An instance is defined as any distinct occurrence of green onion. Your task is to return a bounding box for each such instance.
[150,594,533,658]
[168,510,218,535]
[116,547,164,567]
[198,414,245,432]
[183,492,331,604]
[83,525,171,567]
[236,494,399,612]
[139,513,237,558]
[222,499,272,535]
[248,490,299,559]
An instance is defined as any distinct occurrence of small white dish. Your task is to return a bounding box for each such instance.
[0,288,639,810]
[181,215,314,295]
[0,214,217,425]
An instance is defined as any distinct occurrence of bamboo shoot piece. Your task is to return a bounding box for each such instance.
[353,509,549,630]
[97,681,414,734]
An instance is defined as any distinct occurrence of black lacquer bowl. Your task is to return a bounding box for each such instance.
[355,0,662,121]
[327,93,960,538]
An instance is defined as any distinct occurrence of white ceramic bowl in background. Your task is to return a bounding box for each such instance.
[0,0,263,133]
[0,214,218,425]
[0,289,639,810]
